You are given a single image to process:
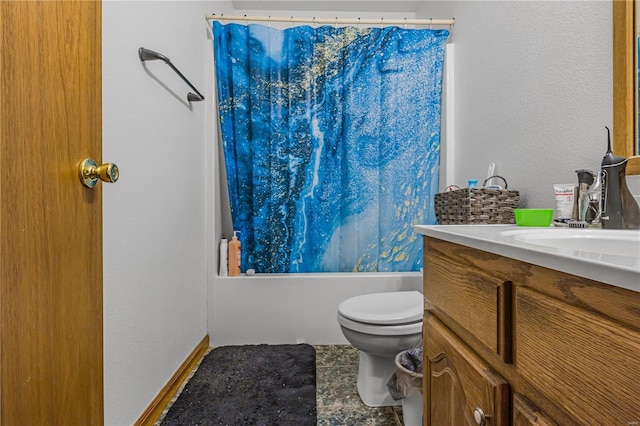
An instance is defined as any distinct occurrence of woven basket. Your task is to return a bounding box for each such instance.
[434,176,520,225]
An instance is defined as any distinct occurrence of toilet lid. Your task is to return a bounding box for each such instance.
[337,291,423,325]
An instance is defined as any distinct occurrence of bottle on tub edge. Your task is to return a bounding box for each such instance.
[219,238,228,276]
[228,231,241,276]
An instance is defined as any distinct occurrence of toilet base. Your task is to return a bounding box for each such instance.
[356,351,401,407]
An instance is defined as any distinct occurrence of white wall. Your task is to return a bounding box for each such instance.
[417,1,612,208]
[102,1,232,424]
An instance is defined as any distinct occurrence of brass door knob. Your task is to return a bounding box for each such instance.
[79,158,119,188]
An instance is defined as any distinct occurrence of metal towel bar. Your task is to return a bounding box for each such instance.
[138,47,204,102]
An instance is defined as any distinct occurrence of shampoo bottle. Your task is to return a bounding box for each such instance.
[219,238,228,276]
[228,231,241,276]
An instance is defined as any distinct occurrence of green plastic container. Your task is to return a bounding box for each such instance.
[514,209,554,227]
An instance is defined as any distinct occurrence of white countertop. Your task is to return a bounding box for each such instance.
[413,225,640,293]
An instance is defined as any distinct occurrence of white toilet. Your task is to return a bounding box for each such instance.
[337,291,423,407]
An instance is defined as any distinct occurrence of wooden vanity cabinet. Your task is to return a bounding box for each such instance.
[422,237,640,426]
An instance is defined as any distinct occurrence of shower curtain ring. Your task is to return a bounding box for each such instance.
[244,14,247,25]
[357,17,361,29]
[429,17,433,30]
[380,17,384,27]
[404,17,407,29]
[335,17,338,28]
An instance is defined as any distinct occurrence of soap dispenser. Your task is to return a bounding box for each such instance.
[600,126,640,229]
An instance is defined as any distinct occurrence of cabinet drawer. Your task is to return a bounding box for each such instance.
[515,286,640,425]
[424,243,512,362]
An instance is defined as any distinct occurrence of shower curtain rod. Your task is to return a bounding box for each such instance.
[206,14,454,27]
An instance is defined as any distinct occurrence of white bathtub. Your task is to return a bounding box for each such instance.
[208,272,423,346]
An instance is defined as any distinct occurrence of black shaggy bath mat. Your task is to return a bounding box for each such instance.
[161,344,316,426]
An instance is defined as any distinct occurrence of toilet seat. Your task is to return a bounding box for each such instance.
[337,291,423,336]
[338,291,423,325]
[337,313,422,336]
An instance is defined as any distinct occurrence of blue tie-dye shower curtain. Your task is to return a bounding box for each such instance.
[213,22,448,273]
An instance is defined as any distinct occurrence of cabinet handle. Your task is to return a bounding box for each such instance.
[473,407,487,425]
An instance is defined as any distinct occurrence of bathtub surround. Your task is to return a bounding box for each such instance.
[213,22,448,273]
[160,344,317,425]
[210,272,423,346]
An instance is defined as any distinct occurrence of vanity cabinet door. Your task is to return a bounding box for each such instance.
[513,394,559,426]
[424,313,509,426]
[515,286,640,424]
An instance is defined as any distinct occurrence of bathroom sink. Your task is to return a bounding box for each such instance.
[414,224,640,291]
[500,228,640,258]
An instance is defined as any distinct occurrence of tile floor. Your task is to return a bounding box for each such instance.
[157,344,404,425]
[315,345,403,426]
